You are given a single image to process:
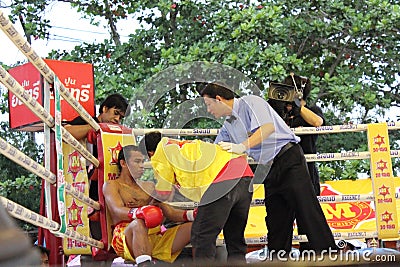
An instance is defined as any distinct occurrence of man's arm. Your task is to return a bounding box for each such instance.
[156,202,191,222]
[298,100,323,127]
[219,122,275,153]
[242,123,275,149]
[64,124,93,141]
[154,201,196,222]
[103,181,131,225]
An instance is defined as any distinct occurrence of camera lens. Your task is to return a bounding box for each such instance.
[277,92,286,100]
[268,82,295,102]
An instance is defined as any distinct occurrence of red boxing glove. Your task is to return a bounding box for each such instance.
[128,205,163,228]
[183,208,198,222]
[87,128,98,144]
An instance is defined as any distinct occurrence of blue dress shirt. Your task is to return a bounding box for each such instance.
[215,95,300,164]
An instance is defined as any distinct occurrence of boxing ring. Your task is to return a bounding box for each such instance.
[132,124,400,245]
[1,8,400,266]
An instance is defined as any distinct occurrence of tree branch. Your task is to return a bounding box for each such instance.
[18,14,32,44]
[327,35,350,77]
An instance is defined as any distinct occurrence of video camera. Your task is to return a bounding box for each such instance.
[268,82,302,105]
[267,74,310,124]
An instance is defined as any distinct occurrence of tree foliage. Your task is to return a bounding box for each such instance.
[1,0,399,188]
[0,120,44,230]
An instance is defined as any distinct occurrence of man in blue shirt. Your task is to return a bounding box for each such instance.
[200,83,337,258]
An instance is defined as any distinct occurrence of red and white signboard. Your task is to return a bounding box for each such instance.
[8,59,95,131]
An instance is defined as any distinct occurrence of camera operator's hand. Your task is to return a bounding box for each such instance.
[291,103,301,117]
[218,141,247,154]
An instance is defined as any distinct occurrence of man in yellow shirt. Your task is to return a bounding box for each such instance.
[139,132,254,264]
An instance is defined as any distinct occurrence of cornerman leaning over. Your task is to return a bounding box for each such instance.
[103,145,193,266]
[139,132,253,264]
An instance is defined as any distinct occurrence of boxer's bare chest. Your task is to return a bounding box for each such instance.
[117,181,153,208]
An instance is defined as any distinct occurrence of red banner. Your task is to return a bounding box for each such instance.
[8,59,95,131]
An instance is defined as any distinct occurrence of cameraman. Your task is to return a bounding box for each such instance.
[268,74,326,253]
[280,74,324,196]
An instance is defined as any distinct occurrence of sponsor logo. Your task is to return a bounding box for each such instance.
[109,141,123,165]
[316,153,335,159]
[339,124,358,130]
[315,126,334,131]
[193,129,211,134]
[320,185,375,230]
[340,151,360,158]
[67,199,83,230]
[318,196,336,202]
[341,195,360,201]
[68,150,83,180]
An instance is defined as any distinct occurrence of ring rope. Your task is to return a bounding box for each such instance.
[132,121,400,136]
[64,183,99,210]
[0,196,104,249]
[0,135,56,184]
[132,128,220,136]
[304,150,400,162]
[292,122,400,135]
[247,150,400,164]
[0,65,99,167]
[0,10,99,132]
[142,149,400,169]
[61,128,99,167]
[0,136,100,210]
[168,193,398,209]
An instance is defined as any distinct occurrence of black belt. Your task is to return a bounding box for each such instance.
[275,142,296,161]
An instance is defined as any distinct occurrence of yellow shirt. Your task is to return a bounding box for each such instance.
[151,137,242,202]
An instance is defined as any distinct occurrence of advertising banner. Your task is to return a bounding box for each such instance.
[243,178,400,241]
[8,59,95,131]
[62,142,91,255]
[367,123,399,239]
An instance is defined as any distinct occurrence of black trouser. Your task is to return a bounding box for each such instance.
[263,144,337,255]
[191,177,252,263]
[299,161,321,251]
[307,162,321,196]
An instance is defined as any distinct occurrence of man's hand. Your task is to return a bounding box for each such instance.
[183,208,198,222]
[128,205,164,228]
[218,141,247,154]
[87,128,99,144]
[86,124,117,144]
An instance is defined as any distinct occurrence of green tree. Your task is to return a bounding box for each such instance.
[0,121,44,231]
